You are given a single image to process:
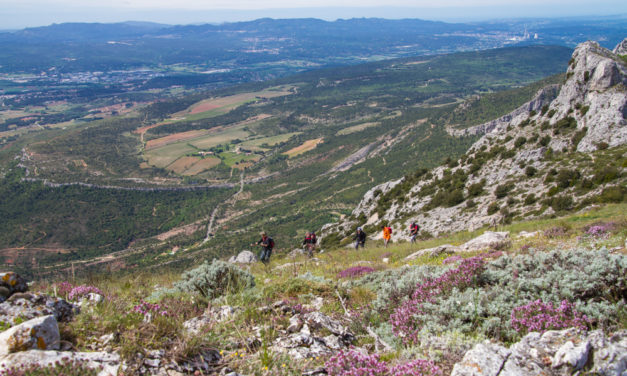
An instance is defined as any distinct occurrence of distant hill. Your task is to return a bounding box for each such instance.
[0,17,624,74]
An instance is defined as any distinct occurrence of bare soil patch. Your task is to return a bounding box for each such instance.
[284,138,324,157]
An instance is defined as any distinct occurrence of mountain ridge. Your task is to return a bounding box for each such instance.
[322,38,626,244]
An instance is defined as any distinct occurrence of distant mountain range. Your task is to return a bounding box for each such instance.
[0,17,625,74]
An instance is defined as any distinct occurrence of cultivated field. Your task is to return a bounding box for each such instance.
[182,157,221,175]
[144,143,196,168]
[180,86,294,120]
[337,122,380,135]
[145,130,207,150]
[239,132,301,148]
[284,138,324,157]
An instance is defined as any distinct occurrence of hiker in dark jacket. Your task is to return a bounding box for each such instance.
[302,231,316,257]
[409,222,420,244]
[353,227,366,250]
[252,231,274,264]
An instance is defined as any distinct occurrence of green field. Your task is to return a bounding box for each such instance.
[337,122,380,135]
[240,132,301,148]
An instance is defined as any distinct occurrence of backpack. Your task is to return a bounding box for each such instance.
[310,233,317,244]
[267,237,275,249]
[411,224,419,232]
[386,226,392,234]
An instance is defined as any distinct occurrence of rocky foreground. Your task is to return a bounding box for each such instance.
[0,213,625,375]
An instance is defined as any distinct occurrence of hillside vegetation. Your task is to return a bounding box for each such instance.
[4,203,625,375]
[0,46,573,277]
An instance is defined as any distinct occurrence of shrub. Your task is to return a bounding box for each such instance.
[132,300,170,319]
[466,180,485,197]
[556,169,580,189]
[582,222,618,238]
[487,202,500,215]
[596,142,609,150]
[596,186,626,203]
[525,166,537,177]
[68,285,104,301]
[514,137,527,148]
[325,350,441,376]
[395,249,624,342]
[543,226,570,238]
[511,299,589,335]
[494,183,513,199]
[389,257,485,344]
[524,194,537,205]
[538,135,551,147]
[173,260,255,299]
[545,195,574,212]
[338,266,376,279]
[593,166,620,185]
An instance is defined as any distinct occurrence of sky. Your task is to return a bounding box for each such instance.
[1,0,626,29]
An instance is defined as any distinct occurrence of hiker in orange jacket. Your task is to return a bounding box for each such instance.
[382,225,392,248]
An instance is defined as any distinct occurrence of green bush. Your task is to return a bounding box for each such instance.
[514,137,527,148]
[487,202,500,215]
[494,183,513,199]
[173,259,255,299]
[524,194,537,205]
[467,179,486,197]
[538,135,551,147]
[595,186,626,203]
[556,169,581,189]
[546,195,574,212]
[525,166,537,177]
[593,166,621,185]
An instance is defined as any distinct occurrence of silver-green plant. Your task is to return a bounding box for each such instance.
[173,259,255,299]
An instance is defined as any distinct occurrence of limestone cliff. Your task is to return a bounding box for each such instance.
[323,39,627,243]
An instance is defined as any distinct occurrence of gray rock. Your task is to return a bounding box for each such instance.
[405,244,458,260]
[304,312,350,337]
[613,38,627,55]
[144,358,161,368]
[552,340,590,370]
[0,350,121,376]
[0,293,75,327]
[451,341,511,376]
[460,232,510,252]
[454,328,627,376]
[0,272,28,299]
[183,305,237,335]
[0,315,60,356]
[287,315,304,333]
[228,250,257,264]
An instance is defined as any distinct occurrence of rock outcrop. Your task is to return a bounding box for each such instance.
[540,40,627,152]
[323,39,627,242]
[452,328,627,376]
[0,315,60,356]
[228,250,257,264]
[0,272,28,302]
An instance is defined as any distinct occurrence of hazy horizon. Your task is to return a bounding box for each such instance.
[1,2,627,30]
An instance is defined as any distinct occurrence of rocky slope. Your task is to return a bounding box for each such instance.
[323,39,626,243]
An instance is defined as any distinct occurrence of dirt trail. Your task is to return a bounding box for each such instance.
[203,172,245,243]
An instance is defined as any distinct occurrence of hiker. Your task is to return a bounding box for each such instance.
[382,225,392,248]
[252,231,274,264]
[302,231,317,257]
[409,222,420,243]
[353,227,366,250]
